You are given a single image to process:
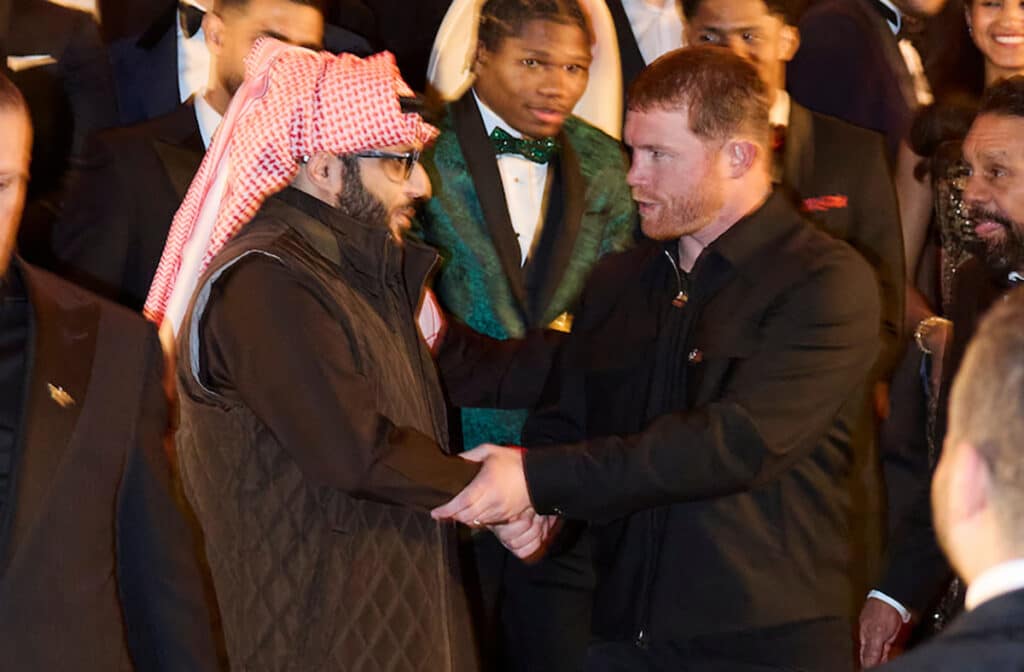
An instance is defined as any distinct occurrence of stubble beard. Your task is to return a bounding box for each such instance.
[640,180,724,242]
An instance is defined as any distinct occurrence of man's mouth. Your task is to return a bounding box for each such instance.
[970,208,1013,239]
[527,106,568,126]
[393,205,416,227]
[633,194,659,215]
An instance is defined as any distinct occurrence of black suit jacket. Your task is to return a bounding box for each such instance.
[878,587,1024,671]
[522,192,880,642]
[787,0,917,160]
[605,0,647,99]
[782,101,905,377]
[7,0,119,265]
[110,2,375,127]
[0,259,218,671]
[53,100,203,311]
[108,2,179,126]
[877,259,1008,613]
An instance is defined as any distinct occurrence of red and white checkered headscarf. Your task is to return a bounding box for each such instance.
[144,37,439,332]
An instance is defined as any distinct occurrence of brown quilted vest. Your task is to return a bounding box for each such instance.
[175,194,478,672]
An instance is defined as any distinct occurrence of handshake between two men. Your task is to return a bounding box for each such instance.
[431,444,555,561]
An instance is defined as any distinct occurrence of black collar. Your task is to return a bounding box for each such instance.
[0,258,26,302]
[268,187,439,296]
[867,0,901,33]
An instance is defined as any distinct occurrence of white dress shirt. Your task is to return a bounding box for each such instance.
[177,0,212,102]
[621,0,686,65]
[473,91,549,266]
[966,559,1024,611]
[194,91,223,150]
[770,89,791,128]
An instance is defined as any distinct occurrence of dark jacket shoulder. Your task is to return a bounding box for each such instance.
[879,589,1024,671]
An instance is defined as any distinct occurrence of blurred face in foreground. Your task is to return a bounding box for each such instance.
[0,107,32,278]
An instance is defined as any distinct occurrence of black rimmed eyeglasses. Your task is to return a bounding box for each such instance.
[350,148,422,182]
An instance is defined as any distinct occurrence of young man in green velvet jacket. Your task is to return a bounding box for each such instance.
[415,1,637,669]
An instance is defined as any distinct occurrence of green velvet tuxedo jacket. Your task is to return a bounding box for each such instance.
[416,93,637,448]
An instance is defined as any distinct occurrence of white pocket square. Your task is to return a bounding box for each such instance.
[7,55,58,72]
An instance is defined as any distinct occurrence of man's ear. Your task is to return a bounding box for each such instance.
[203,11,225,55]
[724,139,759,178]
[780,24,800,62]
[301,152,345,203]
[472,41,491,75]
[951,441,992,522]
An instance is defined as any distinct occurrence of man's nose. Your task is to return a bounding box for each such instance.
[724,35,753,61]
[537,66,573,99]
[407,162,432,200]
[963,173,989,209]
[626,158,645,188]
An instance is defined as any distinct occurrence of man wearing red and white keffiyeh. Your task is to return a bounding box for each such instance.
[169,39,549,671]
[144,36,438,335]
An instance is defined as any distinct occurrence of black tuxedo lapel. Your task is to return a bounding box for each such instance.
[451,94,529,312]
[0,261,97,572]
[152,101,205,200]
[861,0,917,111]
[783,101,815,193]
[523,136,586,325]
[606,0,647,91]
[137,1,176,50]
[128,1,180,123]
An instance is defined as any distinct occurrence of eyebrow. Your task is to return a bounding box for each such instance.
[519,47,592,62]
[699,23,762,32]
[976,149,1012,163]
[262,30,322,51]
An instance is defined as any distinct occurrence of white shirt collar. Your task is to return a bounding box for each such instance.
[875,0,902,34]
[176,0,212,102]
[620,0,686,64]
[770,90,790,128]
[194,93,223,150]
[472,89,523,139]
[966,558,1024,611]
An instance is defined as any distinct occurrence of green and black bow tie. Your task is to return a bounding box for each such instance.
[489,127,558,164]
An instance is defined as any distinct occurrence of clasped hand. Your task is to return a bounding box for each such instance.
[432,444,557,560]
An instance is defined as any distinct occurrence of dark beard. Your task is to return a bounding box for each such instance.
[965,208,1024,279]
[334,160,390,232]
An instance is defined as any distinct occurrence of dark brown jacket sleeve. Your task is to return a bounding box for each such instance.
[200,257,478,510]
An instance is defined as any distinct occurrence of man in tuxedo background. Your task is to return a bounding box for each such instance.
[605,0,685,94]
[52,0,324,311]
[107,0,371,127]
[0,71,218,672]
[861,76,1024,668]
[415,0,636,669]
[4,0,118,266]
[683,0,906,602]
[875,290,1024,671]
[786,0,944,160]
[434,45,881,671]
